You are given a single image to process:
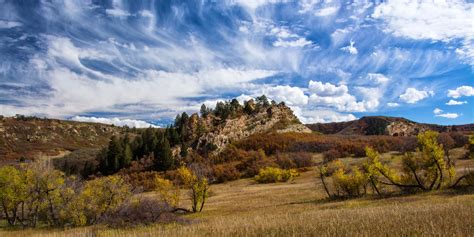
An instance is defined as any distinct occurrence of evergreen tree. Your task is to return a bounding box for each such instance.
[154,138,174,171]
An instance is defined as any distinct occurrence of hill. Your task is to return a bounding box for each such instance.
[306,116,474,136]
[0,115,124,164]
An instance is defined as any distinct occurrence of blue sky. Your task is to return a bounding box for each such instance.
[0,0,473,127]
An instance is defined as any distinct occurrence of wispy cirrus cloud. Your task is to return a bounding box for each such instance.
[0,0,472,125]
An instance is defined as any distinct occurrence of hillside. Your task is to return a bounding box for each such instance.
[0,116,124,164]
[306,116,474,136]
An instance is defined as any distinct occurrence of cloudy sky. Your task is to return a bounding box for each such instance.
[0,0,473,127]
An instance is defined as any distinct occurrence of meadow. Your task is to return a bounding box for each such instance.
[2,150,473,237]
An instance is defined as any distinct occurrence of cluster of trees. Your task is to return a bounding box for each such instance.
[0,162,131,227]
[98,128,175,175]
[319,131,474,198]
[200,95,275,120]
[0,162,209,228]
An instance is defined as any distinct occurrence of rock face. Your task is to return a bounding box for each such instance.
[196,103,311,152]
[306,116,474,136]
[0,116,123,162]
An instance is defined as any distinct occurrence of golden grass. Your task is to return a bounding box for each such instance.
[2,166,473,237]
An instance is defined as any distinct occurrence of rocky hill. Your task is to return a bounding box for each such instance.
[194,103,312,153]
[306,116,474,136]
[0,116,124,163]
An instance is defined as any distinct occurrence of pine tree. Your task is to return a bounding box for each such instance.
[154,138,174,171]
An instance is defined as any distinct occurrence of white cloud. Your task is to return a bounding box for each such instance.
[372,1,474,42]
[340,40,358,55]
[261,85,308,106]
[447,85,474,98]
[456,39,474,67]
[399,88,434,104]
[387,102,399,107]
[230,0,288,11]
[71,116,159,128]
[273,38,313,48]
[296,108,357,124]
[314,6,339,16]
[433,108,443,115]
[433,108,459,119]
[372,1,474,67]
[0,20,22,29]
[367,73,389,85]
[435,113,459,119]
[308,81,348,96]
[105,8,131,17]
[308,80,382,112]
[446,99,467,105]
[270,26,314,48]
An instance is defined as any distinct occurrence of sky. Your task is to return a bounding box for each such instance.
[0,0,473,128]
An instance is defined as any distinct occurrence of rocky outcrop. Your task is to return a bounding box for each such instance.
[196,104,311,152]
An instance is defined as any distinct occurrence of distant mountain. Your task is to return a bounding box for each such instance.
[306,116,474,136]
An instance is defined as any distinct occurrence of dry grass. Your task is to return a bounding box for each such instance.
[2,167,473,237]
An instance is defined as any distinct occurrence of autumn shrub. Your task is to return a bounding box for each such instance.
[290,152,313,168]
[320,160,368,198]
[323,149,344,163]
[101,197,185,227]
[449,132,469,148]
[275,153,296,169]
[122,171,160,192]
[254,167,299,184]
[211,163,241,183]
[236,149,276,177]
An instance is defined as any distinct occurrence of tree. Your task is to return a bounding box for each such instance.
[0,166,28,226]
[154,138,175,171]
[155,176,180,209]
[177,167,209,212]
[364,131,456,192]
[256,95,270,108]
[77,176,131,225]
[200,104,210,117]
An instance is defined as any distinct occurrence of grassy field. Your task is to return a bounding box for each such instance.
[1,151,473,237]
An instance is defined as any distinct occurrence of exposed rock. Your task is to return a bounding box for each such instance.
[196,103,311,152]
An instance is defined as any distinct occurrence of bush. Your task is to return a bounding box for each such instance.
[212,164,241,183]
[101,197,184,227]
[323,149,344,163]
[275,153,296,169]
[254,167,299,183]
[237,149,275,177]
[320,160,368,198]
[290,152,313,168]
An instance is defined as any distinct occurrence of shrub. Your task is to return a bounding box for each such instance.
[254,167,299,184]
[275,153,296,169]
[101,197,184,227]
[237,149,275,177]
[290,152,313,168]
[212,164,241,183]
[320,160,368,198]
[323,149,344,163]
